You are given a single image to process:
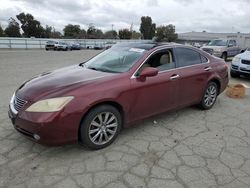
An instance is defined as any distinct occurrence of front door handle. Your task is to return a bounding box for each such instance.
[170,74,180,80]
[204,67,212,71]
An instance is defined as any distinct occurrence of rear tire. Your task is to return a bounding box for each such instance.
[199,82,218,110]
[222,52,227,61]
[80,105,122,150]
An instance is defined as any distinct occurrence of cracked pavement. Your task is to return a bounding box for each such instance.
[0,50,250,188]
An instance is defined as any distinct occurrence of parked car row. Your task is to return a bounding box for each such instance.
[45,40,113,51]
[46,41,82,51]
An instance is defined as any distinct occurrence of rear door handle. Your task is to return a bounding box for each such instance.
[170,74,180,80]
[204,67,212,71]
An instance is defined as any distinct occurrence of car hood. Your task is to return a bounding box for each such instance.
[16,65,115,101]
[236,51,250,60]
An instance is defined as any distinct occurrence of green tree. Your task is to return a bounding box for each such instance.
[0,24,4,37]
[16,13,44,37]
[155,24,178,42]
[87,25,103,39]
[50,29,62,38]
[118,29,132,39]
[5,18,21,37]
[63,24,81,38]
[132,31,141,39]
[139,16,156,39]
[79,29,87,39]
[42,26,62,38]
[43,25,52,38]
[104,30,117,39]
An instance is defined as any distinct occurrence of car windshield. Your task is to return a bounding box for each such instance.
[208,40,227,46]
[85,47,146,73]
[47,41,55,44]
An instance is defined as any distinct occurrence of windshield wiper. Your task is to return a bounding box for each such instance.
[87,66,120,73]
[88,67,98,71]
[79,62,86,67]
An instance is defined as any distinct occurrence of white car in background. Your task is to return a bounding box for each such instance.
[54,41,69,51]
[230,47,250,77]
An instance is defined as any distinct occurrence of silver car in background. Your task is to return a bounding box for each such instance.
[201,39,242,61]
[54,41,70,51]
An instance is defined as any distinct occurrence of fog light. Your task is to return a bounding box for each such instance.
[33,134,40,140]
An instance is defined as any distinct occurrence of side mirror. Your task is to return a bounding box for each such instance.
[137,67,158,81]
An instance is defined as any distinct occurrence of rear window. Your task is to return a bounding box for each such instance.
[46,41,55,44]
[208,40,227,46]
[175,48,205,67]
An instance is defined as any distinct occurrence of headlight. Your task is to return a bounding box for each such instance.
[26,96,74,112]
[214,48,223,52]
[232,57,241,64]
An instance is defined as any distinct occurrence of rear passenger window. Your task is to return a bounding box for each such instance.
[233,40,236,46]
[175,48,203,67]
[201,55,208,63]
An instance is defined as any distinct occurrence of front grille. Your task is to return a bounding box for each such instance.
[46,45,54,47]
[202,48,213,54]
[14,95,27,112]
[231,65,239,70]
[242,59,250,65]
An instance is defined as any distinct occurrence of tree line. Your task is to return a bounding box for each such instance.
[0,13,177,42]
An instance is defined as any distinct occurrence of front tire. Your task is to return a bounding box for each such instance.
[199,82,218,110]
[230,71,239,78]
[80,105,122,150]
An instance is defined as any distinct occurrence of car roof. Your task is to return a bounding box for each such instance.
[112,42,181,51]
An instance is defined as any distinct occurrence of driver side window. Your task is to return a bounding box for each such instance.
[228,40,235,46]
[136,49,175,75]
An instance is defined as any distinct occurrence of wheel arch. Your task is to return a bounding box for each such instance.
[77,100,125,142]
[208,78,221,94]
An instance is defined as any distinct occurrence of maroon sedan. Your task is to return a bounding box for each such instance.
[9,43,229,149]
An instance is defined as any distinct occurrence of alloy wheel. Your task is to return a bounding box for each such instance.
[204,84,217,107]
[88,112,118,145]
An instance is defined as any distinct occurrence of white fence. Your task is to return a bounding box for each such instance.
[0,37,151,49]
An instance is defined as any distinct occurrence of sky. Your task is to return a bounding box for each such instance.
[0,0,250,34]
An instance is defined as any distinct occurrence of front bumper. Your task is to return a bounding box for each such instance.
[212,52,223,58]
[231,64,250,76]
[8,104,80,146]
